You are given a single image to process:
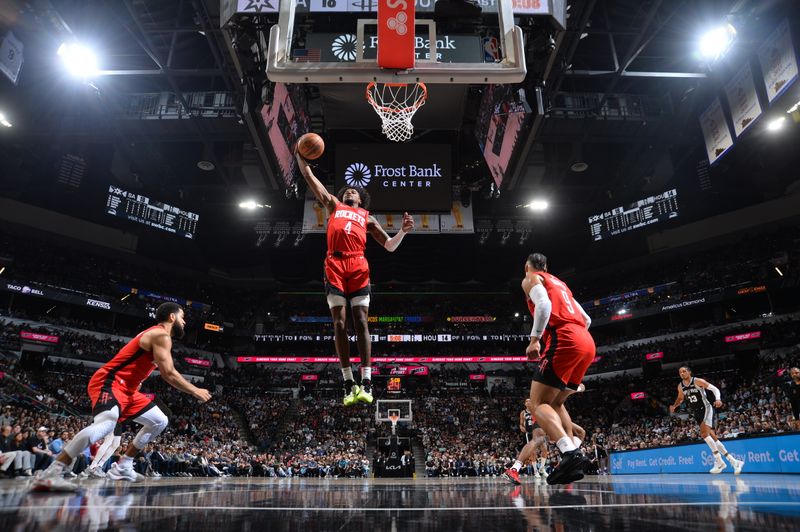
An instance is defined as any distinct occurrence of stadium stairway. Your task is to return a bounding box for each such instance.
[229,405,258,447]
[269,398,303,448]
[411,437,426,478]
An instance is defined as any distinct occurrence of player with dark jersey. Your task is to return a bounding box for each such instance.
[296,152,414,406]
[592,431,609,475]
[521,253,595,485]
[504,399,549,484]
[32,303,212,491]
[670,366,744,474]
[780,367,800,429]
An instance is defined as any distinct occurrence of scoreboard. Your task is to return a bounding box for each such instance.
[106,185,199,239]
[589,189,679,242]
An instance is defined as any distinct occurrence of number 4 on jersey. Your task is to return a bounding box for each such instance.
[344,221,353,234]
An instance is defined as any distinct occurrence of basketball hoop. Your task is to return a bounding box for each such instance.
[366,82,428,142]
[388,408,401,435]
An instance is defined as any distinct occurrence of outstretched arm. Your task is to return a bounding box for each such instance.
[368,212,414,251]
[295,153,337,214]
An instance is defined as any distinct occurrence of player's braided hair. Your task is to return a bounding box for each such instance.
[337,186,371,210]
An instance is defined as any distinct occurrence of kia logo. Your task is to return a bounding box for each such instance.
[344,162,372,187]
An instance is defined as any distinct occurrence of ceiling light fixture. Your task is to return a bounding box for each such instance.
[699,24,737,60]
[767,116,786,132]
[57,42,99,78]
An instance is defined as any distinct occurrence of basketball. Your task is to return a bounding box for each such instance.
[297,133,325,160]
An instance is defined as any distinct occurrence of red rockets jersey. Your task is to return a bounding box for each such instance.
[327,202,369,254]
[526,271,587,330]
[93,325,163,390]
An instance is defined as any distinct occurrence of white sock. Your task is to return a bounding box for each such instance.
[572,436,582,448]
[512,460,523,472]
[556,436,577,454]
[341,367,354,382]
[46,461,66,474]
[118,455,133,469]
[360,366,372,381]
[704,436,722,461]
[715,440,730,457]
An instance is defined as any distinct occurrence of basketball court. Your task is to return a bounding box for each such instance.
[3,475,800,530]
[2,0,800,530]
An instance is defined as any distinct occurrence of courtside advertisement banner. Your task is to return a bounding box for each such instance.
[20,331,59,344]
[725,331,762,343]
[758,19,799,103]
[336,144,452,212]
[699,97,734,164]
[611,434,800,474]
[184,357,212,367]
[724,62,762,137]
[237,356,529,364]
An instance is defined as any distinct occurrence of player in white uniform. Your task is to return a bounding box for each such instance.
[670,367,744,474]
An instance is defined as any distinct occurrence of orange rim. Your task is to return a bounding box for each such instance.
[366,82,428,115]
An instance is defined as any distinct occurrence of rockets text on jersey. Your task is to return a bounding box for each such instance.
[327,203,369,254]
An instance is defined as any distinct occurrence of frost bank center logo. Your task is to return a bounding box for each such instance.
[344,161,444,189]
[332,34,358,61]
[344,163,372,187]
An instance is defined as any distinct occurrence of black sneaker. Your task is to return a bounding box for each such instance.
[546,450,587,485]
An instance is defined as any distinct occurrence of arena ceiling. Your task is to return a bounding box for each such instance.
[0,0,798,284]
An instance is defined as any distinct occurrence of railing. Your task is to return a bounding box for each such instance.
[120,92,238,120]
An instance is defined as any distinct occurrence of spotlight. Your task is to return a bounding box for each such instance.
[0,113,11,128]
[617,308,628,315]
[514,312,520,318]
[775,266,784,277]
[766,116,786,132]
[57,42,99,78]
[699,24,736,60]
[527,200,549,211]
[0,266,5,275]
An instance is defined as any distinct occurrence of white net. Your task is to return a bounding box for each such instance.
[366,82,428,142]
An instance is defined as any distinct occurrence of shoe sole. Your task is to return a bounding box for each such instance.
[501,473,521,485]
[31,482,78,493]
[547,455,588,485]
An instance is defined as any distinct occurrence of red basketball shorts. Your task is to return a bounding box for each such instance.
[88,374,153,422]
[324,255,370,298]
[534,323,596,390]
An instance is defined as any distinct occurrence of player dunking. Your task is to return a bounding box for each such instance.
[296,153,414,406]
[521,253,595,485]
[669,366,744,474]
[32,303,212,491]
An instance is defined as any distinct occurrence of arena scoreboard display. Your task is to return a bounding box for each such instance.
[588,189,679,242]
[106,185,199,239]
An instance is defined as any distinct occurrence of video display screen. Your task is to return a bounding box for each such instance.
[474,85,531,187]
[588,189,679,242]
[261,83,311,186]
[335,143,452,212]
[105,186,198,239]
